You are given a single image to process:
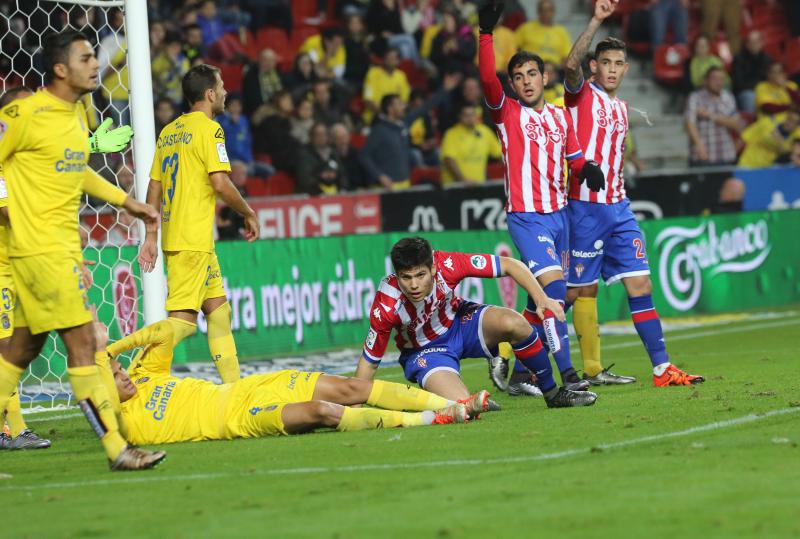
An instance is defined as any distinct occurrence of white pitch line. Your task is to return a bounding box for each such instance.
[2,406,797,492]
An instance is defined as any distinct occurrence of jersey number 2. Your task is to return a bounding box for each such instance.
[161,152,179,205]
[633,238,645,259]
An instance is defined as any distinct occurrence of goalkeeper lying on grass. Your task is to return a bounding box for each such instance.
[98,318,494,446]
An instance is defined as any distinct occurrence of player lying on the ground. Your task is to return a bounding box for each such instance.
[102,319,474,446]
[354,237,597,408]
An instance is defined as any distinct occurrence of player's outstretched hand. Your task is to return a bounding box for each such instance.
[89,306,109,351]
[594,0,619,22]
[242,212,260,242]
[123,198,160,232]
[581,160,606,192]
[81,259,96,289]
[89,118,134,153]
[478,1,504,34]
[536,298,566,322]
[138,238,158,273]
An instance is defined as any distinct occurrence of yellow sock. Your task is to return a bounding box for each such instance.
[336,407,422,431]
[0,356,23,418]
[573,297,603,376]
[95,351,127,438]
[206,302,240,383]
[5,389,26,437]
[69,365,127,460]
[166,316,197,345]
[366,380,451,411]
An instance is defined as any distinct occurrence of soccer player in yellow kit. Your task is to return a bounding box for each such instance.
[0,85,134,451]
[139,64,259,385]
[0,30,165,470]
[102,319,471,445]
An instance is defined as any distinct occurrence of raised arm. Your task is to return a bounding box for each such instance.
[477,2,506,108]
[564,0,618,91]
[498,256,565,321]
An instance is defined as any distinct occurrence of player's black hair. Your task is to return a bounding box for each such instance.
[0,86,34,108]
[42,29,91,83]
[595,37,627,60]
[380,93,400,114]
[507,51,544,79]
[182,63,221,105]
[391,237,434,273]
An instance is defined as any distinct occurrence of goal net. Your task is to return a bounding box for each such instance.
[0,0,150,412]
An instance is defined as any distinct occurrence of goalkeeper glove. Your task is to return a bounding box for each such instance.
[88,118,134,153]
[478,1,504,34]
[580,160,605,192]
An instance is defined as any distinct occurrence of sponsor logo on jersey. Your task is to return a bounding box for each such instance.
[372,307,381,321]
[214,128,225,139]
[572,249,603,258]
[470,255,486,270]
[216,142,229,163]
[574,263,585,278]
[366,327,378,348]
[249,405,279,415]
[443,256,454,270]
[4,105,18,118]
[55,148,88,173]
[546,246,557,261]
[416,357,427,368]
[537,235,555,245]
[145,380,177,421]
[287,371,299,390]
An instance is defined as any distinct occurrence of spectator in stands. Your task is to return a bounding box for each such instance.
[284,53,319,97]
[649,0,689,51]
[154,97,176,135]
[217,205,245,241]
[366,0,420,62]
[97,10,129,126]
[515,0,572,67]
[242,48,283,117]
[362,48,410,124]
[400,0,437,37]
[254,90,299,174]
[430,9,477,75]
[791,139,800,166]
[311,80,344,126]
[291,98,315,145]
[299,27,347,80]
[543,61,565,106]
[440,76,492,132]
[686,35,727,90]
[360,73,461,189]
[738,108,800,168]
[182,23,205,64]
[149,21,166,60]
[217,94,272,177]
[755,62,800,118]
[684,66,741,166]
[296,123,349,195]
[732,31,773,114]
[196,0,235,48]
[489,13,517,77]
[701,0,741,55]
[440,104,502,185]
[151,31,191,107]
[408,90,439,167]
[331,122,368,190]
[229,160,250,195]
[343,13,372,88]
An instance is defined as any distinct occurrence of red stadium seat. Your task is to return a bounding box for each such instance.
[784,38,800,77]
[265,171,296,196]
[245,177,269,197]
[217,63,244,92]
[399,59,428,91]
[653,43,690,85]
[486,162,505,181]
[350,132,366,149]
[410,166,440,186]
[290,26,319,54]
[256,27,290,56]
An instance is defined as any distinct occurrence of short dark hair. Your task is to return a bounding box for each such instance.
[183,23,202,34]
[0,86,34,108]
[595,37,627,60]
[380,93,400,114]
[391,237,434,273]
[507,51,544,79]
[705,65,725,80]
[182,64,220,105]
[42,29,91,83]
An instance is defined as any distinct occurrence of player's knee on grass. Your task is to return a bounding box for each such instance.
[623,275,653,297]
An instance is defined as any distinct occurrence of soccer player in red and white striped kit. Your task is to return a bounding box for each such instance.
[477,1,606,403]
[563,0,703,386]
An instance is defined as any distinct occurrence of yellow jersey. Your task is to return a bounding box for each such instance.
[362,66,411,124]
[440,121,502,184]
[514,21,572,66]
[755,80,799,118]
[0,89,125,257]
[112,321,233,445]
[150,111,231,253]
[738,115,800,168]
[0,169,8,277]
[299,34,346,79]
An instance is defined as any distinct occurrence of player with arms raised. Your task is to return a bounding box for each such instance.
[354,237,595,409]
[477,2,605,401]
[0,30,164,470]
[563,0,703,386]
[140,64,259,385]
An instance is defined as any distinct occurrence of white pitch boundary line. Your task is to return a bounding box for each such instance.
[24,315,800,420]
[3,406,798,492]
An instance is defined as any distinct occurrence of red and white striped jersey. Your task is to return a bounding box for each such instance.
[565,80,629,204]
[488,97,584,214]
[362,250,501,364]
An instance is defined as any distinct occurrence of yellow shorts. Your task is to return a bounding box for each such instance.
[0,273,14,339]
[10,253,91,335]
[224,370,322,438]
[164,250,226,312]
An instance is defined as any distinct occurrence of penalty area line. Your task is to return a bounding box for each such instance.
[2,406,798,492]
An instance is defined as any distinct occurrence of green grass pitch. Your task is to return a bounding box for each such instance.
[2,310,799,539]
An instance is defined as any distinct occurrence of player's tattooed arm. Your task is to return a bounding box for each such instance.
[498,257,565,321]
[354,357,379,382]
[564,0,618,92]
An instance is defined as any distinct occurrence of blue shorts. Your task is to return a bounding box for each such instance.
[399,302,498,387]
[567,199,651,286]
[506,210,569,279]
